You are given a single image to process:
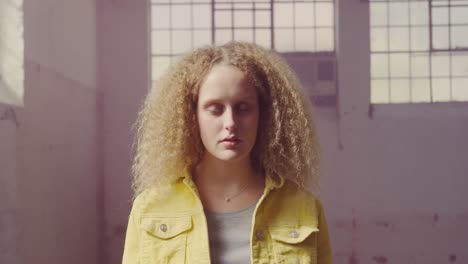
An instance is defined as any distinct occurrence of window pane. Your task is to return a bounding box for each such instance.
[295,3,314,27]
[410,1,428,25]
[256,3,270,9]
[411,79,431,102]
[193,5,211,29]
[451,54,468,77]
[234,2,251,10]
[411,27,429,51]
[389,27,410,51]
[390,53,410,77]
[431,0,449,7]
[431,55,450,77]
[371,28,388,51]
[234,29,253,42]
[275,29,294,52]
[152,56,171,81]
[152,30,171,54]
[451,26,468,49]
[390,79,411,103]
[256,29,271,49]
[452,78,468,101]
[234,11,252,28]
[370,2,388,26]
[215,11,232,28]
[152,5,170,29]
[172,30,192,54]
[371,79,390,104]
[432,26,449,49]
[296,29,315,51]
[274,3,293,28]
[411,54,430,77]
[316,3,334,27]
[389,2,409,26]
[371,54,389,78]
[255,11,270,28]
[450,7,468,24]
[193,30,211,48]
[215,29,232,45]
[432,78,451,102]
[432,7,449,25]
[172,5,191,29]
[316,28,334,51]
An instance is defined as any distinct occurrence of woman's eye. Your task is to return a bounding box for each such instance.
[207,105,223,115]
[237,103,250,112]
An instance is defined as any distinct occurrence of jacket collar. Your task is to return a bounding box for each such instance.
[181,167,285,192]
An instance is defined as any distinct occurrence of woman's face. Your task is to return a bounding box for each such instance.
[197,64,259,163]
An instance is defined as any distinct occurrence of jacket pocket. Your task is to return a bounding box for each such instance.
[140,215,192,264]
[269,225,319,264]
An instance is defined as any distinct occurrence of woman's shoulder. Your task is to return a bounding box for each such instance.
[130,180,198,216]
[269,178,324,213]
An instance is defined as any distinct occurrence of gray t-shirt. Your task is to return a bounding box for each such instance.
[205,203,257,264]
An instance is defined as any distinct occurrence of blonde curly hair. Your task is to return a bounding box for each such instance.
[132,41,321,198]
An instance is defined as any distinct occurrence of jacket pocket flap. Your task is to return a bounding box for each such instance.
[270,225,319,244]
[141,216,192,239]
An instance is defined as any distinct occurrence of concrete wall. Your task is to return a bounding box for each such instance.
[97,1,150,263]
[0,0,99,263]
[323,1,468,263]
[0,106,17,264]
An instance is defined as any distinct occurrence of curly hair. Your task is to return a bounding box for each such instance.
[131,41,321,198]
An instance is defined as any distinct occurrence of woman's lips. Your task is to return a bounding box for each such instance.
[221,138,241,148]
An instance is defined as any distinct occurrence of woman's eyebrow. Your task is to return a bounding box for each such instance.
[239,95,257,102]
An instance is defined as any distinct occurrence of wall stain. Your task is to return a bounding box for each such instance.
[113,225,126,236]
[0,107,19,127]
[433,213,439,226]
[349,251,359,264]
[368,104,374,119]
[375,220,390,228]
[449,254,457,263]
[335,220,346,229]
[352,208,357,229]
[372,255,388,264]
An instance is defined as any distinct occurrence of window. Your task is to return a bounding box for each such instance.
[0,0,24,106]
[150,0,335,83]
[370,0,468,103]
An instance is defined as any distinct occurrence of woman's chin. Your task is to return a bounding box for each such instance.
[212,150,250,163]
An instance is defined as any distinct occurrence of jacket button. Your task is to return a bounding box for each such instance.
[160,224,168,232]
[255,230,264,240]
[290,230,299,238]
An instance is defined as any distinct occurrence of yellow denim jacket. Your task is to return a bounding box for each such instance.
[122,172,332,264]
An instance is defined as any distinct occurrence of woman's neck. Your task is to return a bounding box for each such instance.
[193,154,264,212]
[194,155,257,191]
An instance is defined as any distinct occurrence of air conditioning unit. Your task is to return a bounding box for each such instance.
[281,52,337,106]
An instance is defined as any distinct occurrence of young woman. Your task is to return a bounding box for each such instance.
[123,42,332,264]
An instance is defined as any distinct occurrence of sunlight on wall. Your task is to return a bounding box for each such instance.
[0,0,24,106]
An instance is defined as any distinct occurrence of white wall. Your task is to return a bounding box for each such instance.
[322,1,468,263]
[0,106,17,264]
[97,1,150,263]
[0,0,100,263]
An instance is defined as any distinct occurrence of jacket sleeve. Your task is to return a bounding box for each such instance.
[122,197,141,264]
[317,199,333,264]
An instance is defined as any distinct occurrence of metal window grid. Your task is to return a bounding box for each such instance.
[369,0,468,103]
[150,0,335,81]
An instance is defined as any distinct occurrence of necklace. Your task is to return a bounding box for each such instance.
[224,179,255,203]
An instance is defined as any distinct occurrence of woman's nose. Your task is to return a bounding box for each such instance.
[224,109,237,131]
